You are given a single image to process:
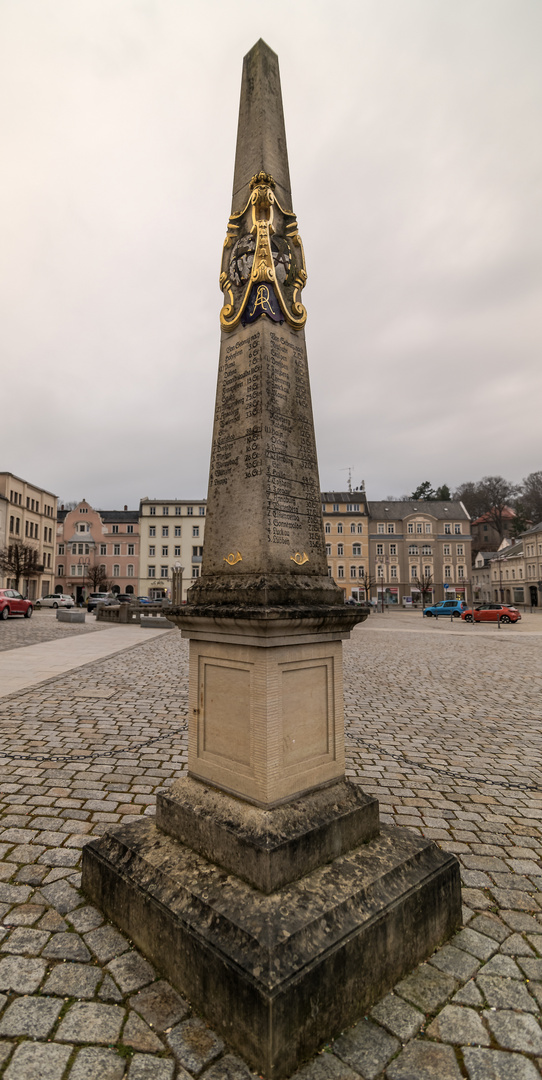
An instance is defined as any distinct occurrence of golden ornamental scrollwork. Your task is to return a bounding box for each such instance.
[223,551,242,565]
[290,551,309,566]
[219,173,307,332]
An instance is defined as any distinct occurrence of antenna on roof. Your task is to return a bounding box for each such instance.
[340,467,353,494]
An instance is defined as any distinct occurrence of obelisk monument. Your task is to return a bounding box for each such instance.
[83,41,461,1079]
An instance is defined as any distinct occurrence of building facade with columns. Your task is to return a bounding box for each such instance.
[138,498,206,602]
[0,472,57,598]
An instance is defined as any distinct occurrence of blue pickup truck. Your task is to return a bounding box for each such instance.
[423,599,468,618]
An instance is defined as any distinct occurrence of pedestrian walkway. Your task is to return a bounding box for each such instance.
[0,624,171,699]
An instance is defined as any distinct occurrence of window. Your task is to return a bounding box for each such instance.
[325,523,331,534]
[416,523,422,533]
[445,565,452,579]
[456,544,464,556]
[187,507,193,516]
[458,565,464,579]
[425,523,431,533]
[78,543,84,555]
[149,546,155,556]
[192,546,203,557]
[358,566,365,577]
[174,545,181,557]
[411,566,418,579]
[347,503,360,512]
[174,526,181,536]
[174,506,182,516]
[162,546,169,557]
[424,566,431,578]
[84,544,90,555]
[454,524,461,534]
[79,507,87,514]
[387,524,395,534]
[357,524,363,533]
[128,544,134,555]
[9,516,14,533]
[112,525,119,534]
[444,523,451,534]
[150,507,156,516]
[353,544,361,556]
[160,566,168,578]
[149,526,156,537]
[326,544,331,555]
[408,545,418,556]
[162,526,169,537]
[378,524,385,534]
[127,565,134,577]
[337,543,343,556]
[333,503,339,512]
[199,506,205,516]
[377,565,384,578]
[58,544,64,555]
[390,565,397,578]
[350,566,357,578]
[193,526,200,537]
[443,544,450,556]
[192,566,200,577]
[71,565,76,575]
[337,566,344,578]
[113,565,120,577]
[148,566,155,577]
[408,523,414,534]
[377,543,383,555]
[114,544,120,556]
[162,506,169,516]
[79,523,86,533]
[351,523,356,533]
[58,564,64,576]
[127,525,134,534]
[322,504,326,513]
[100,544,107,556]
[77,565,83,576]
[390,544,396,555]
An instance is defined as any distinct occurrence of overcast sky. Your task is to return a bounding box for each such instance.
[1,0,541,509]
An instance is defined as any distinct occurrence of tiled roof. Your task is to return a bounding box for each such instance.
[367,500,470,520]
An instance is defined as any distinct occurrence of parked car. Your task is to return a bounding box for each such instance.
[116,594,136,604]
[35,594,74,609]
[0,589,33,620]
[136,596,153,604]
[423,599,468,618]
[462,604,521,624]
[87,592,113,613]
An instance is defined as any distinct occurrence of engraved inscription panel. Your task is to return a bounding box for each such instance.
[281,662,331,766]
[200,660,252,766]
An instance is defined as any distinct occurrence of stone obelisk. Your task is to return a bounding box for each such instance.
[83,41,461,1079]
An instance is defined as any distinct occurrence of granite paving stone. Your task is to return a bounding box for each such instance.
[40,879,81,913]
[0,954,47,992]
[502,912,542,933]
[127,1056,176,1080]
[84,925,130,963]
[468,914,511,943]
[425,1003,490,1045]
[68,906,104,933]
[395,963,457,1012]
[501,933,537,957]
[484,1010,542,1055]
[3,1040,72,1080]
[122,1011,164,1052]
[478,954,524,978]
[2,901,44,925]
[99,974,124,1002]
[385,1040,463,1079]
[463,1047,542,1080]
[370,993,425,1042]
[202,1054,256,1080]
[477,974,539,1012]
[0,1041,13,1066]
[68,1046,127,1080]
[43,961,102,998]
[107,951,155,993]
[451,978,484,1005]
[0,995,63,1037]
[128,979,190,1030]
[167,1017,225,1073]
[518,957,542,980]
[450,927,497,961]
[56,1001,125,1044]
[332,1018,400,1079]
[0,925,50,954]
[428,943,481,981]
[42,931,91,961]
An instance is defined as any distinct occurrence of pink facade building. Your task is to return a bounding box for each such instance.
[55,500,139,602]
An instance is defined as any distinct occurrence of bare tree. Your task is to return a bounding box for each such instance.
[0,543,41,591]
[518,471,542,525]
[359,569,376,603]
[413,573,434,608]
[87,562,108,591]
[478,476,519,541]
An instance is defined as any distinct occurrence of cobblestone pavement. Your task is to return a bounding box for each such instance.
[0,610,107,653]
[0,619,541,1078]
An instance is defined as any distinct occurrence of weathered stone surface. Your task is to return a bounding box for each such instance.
[203,1055,256,1080]
[450,927,497,961]
[468,914,510,943]
[478,954,523,978]
[0,995,63,1037]
[166,1017,224,1072]
[426,1004,490,1045]
[69,905,104,933]
[3,1041,72,1080]
[395,964,457,1012]
[56,1002,125,1044]
[69,1047,127,1080]
[1,926,49,954]
[128,980,189,1031]
[40,878,80,913]
[99,974,124,1002]
[484,1011,542,1055]
[42,931,91,961]
[107,952,155,993]
[477,975,539,1012]
[370,994,424,1042]
[501,933,537,957]
[289,1055,360,1080]
[463,1047,542,1080]
[84,925,129,962]
[429,944,480,981]
[43,961,102,998]
[517,957,542,980]
[122,1011,164,1052]
[0,1042,13,1067]
[2,901,44,925]
[386,1041,463,1080]
[0,955,46,993]
[127,1055,176,1080]
[452,979,484,1005]
[332,1018,399,1079]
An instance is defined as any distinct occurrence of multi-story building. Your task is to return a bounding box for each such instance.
[55,500,139,602]
[138,498,206,602]
[522,521,542,606]
[472,550,500,602]
[0,472,57,597]
[471,507,517,552]
[321,491,369,602]
[367,501,472,605]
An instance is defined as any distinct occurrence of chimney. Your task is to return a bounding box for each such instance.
[124,505,127,512]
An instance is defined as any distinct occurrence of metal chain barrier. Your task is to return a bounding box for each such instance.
[0,719,187,765]
[345,729,541,792]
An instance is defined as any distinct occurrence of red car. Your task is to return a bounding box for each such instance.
[0,589,33,620]
[462,603,521,624]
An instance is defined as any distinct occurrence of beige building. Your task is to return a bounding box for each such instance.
[139,498,206,601]
[486,522,542,607]
[0,472,57,597]
[321,491,369,601]
[367,501,472,606]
